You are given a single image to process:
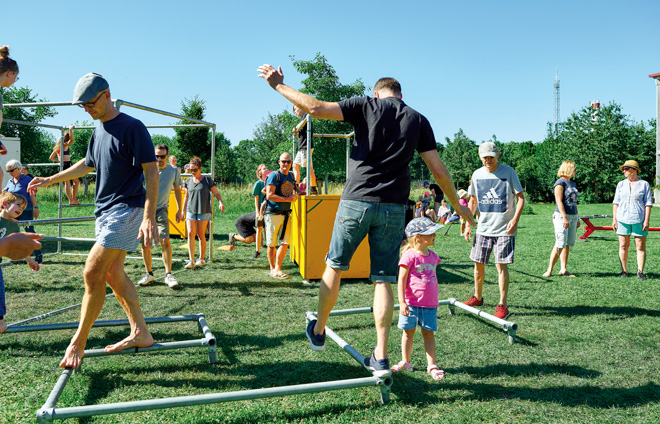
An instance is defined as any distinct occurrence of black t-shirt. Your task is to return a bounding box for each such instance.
[297,114,314,151]
[429,183,443,201]
[338,96,437,204]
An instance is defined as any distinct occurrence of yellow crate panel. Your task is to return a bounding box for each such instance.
[290,195,370,280]
[169,190,186,238]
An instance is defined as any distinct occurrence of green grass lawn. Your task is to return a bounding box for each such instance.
[1,188,659,423]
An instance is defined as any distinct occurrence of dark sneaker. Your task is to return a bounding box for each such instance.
[306,319,325,351]
[494,304,509,319]
[364,352,391,377]
[229,233,236,247]
[637,271,647,281]
[618,271,629,278]
[310,187,319,195]
[464,296,484,307]
[253,250,260,259]
[35,255,43,264]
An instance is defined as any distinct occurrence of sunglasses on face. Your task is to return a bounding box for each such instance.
[280,160,292,164]
[155,154,167,159]
[6,168,17,173]
[189,168,200,172]
[623,167,632,172]
[78,91,106,109]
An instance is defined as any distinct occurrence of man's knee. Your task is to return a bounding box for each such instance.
[161,238,171,249]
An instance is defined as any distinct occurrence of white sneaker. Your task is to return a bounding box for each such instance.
[137,273,155,287]
[164,273,179,288]
[195,258,206,266]
[185,260,196,269]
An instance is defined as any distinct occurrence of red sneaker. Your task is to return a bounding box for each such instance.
[464,296,483,307]
[494,304,509,319]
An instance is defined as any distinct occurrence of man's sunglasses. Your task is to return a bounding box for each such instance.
[155,154,167,159]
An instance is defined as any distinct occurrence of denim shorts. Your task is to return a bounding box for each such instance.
[95,205,143,252]
[398,305,438,332]
[187,213,212,221]
[616,221,648,237]
[325,199,405,283]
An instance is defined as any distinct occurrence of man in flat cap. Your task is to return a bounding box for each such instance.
[29,73,159,369]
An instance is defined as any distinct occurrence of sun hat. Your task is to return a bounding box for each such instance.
[619,160,641,172]
[73,73,109,104]
[478,142,498,158]
[405,217,444,238]
[457,189,468,199]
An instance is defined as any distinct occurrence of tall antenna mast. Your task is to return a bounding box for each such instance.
[554,68,560,134]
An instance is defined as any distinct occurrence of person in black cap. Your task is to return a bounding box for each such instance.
[28,73,158,369]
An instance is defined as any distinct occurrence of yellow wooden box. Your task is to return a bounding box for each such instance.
[290,194,370,279]
[168,189,186,238]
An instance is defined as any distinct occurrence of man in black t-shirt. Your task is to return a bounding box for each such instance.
[258,64,474,375]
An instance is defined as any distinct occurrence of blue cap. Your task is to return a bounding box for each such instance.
[73,73,109,104]
[405,217,443,238]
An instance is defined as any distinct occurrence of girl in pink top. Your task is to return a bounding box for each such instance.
[391,217,445,381]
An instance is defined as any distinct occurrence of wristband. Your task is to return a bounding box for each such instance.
[34,206,39,209]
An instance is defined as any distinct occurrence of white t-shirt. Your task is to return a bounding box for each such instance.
[468,163,524,236]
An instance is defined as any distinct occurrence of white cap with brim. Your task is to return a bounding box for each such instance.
[73,73,109,104]
[478,141,498,158]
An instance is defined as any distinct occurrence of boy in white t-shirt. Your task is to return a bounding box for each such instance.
[463,142,525,319]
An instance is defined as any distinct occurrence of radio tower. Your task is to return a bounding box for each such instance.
[554,68,560,134]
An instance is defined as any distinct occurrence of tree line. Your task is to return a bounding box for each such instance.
[1,54,655,204]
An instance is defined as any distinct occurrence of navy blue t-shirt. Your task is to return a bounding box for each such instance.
[553,178,578,215]
[338,96,437,204]
[85,113,156,217]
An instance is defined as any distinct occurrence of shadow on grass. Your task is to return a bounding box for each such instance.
[518,304,660,318]
[451,312,537,347]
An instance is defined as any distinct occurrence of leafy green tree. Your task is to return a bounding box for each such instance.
[212,132,236,183]
[0,86,56,166]
[173,96,210,166]
[441,129,480,189]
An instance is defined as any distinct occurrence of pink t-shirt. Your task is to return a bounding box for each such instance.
[398,249,440,308]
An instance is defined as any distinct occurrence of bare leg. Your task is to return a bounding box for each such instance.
[267,246,276,271]
[559,246,571,274]
[543,247,561,277]
[421,328,437,367]
[635,236,647,273]
[64,180,74,204]
[60,244,119,368]
[372,281,394,360]
[618,235,630,273]
[71,178,80,205]
[474,262,485,300]
[104,250,153,353]
[293,163,301,185]
[197,220,208,260]
[161,238,172,274]
[274,243,288,273]
[235,234,256,245]
[313,266,342,335]
[0,318,7,334]
[495,263,510,306]
[401,329,415,363]
[256,226,263,252]
[141,245,153,273]
[186,220,197,261]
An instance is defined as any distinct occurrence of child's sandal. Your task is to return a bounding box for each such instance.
[390,361,413,373]
[427,365,445,380]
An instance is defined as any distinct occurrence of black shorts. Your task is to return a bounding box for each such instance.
[235,212,257,238]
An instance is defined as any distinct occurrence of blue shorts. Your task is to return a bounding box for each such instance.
[616,222,648,237]
[187,213,212,221]
[95,205,143,252]
[325,200,405,283]
[398,305,438,332]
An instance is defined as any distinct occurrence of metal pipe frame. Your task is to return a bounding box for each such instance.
[319,298,518,344]
[33,312,390,423]
[18,216,96,226]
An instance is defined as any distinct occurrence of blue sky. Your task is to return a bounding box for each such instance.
[3,0,659,148]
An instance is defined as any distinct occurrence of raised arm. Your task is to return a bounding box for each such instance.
[258,64,343,121]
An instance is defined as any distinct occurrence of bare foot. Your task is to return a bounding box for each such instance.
[60,343,85,369]
[69,201,81,206]
[542,271,552,277]
[104,329,153,353]
[0,319,7,334]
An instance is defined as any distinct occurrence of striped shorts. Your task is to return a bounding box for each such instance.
[469,233,515,264]
[95,205,144,252]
